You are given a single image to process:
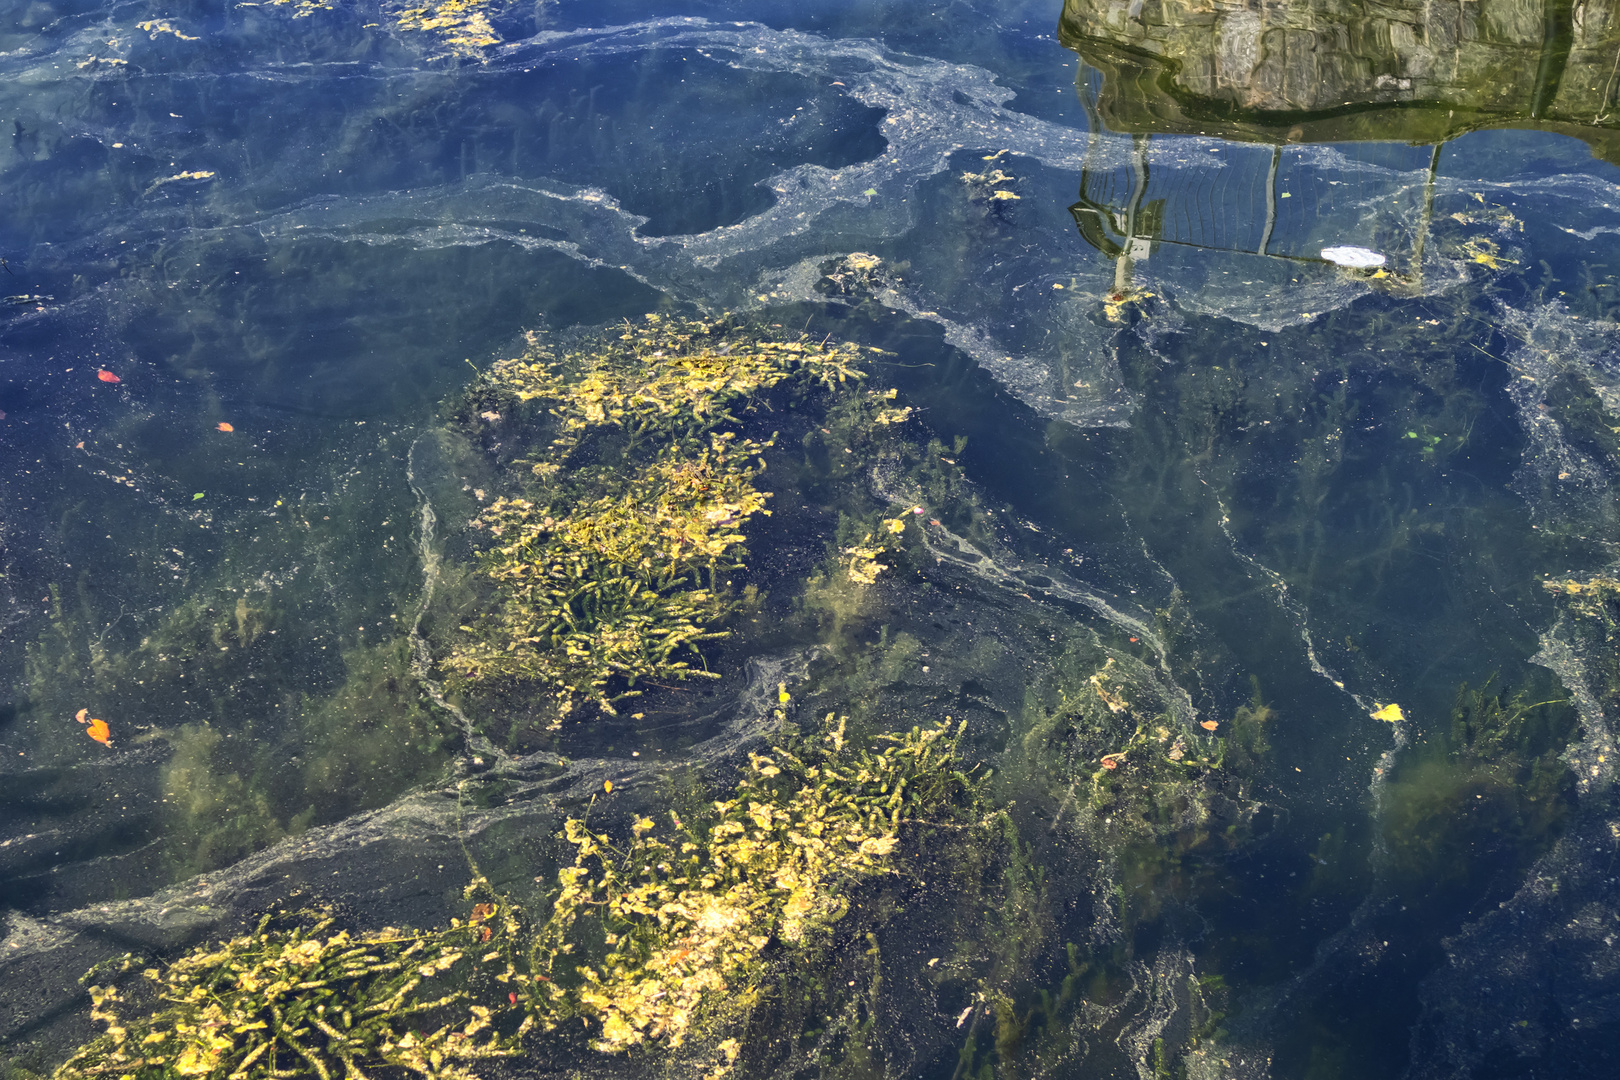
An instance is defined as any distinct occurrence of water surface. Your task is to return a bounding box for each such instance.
[3,1,1620,1078]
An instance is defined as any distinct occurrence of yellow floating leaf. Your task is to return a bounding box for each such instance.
[1371,702,1404,723]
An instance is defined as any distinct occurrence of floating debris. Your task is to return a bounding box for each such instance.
[74,708,111,745]
[136,18,200,40]
[1320,245,1387,269]
[142,170,216,197]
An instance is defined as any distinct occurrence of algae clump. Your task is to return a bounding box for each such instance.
[446,315,869,715]
[525,716,976,1070]
[53,904,526,1080]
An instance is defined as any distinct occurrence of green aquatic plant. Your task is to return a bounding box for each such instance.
[840,509,916,588]
[488,316,864,451]
[1383,674,1577,902]
[263,0,334,17]
[53,903,526,1080]
[524,716,977,1071]
[20,558,454,874]
[1019,652,1237,812]
[446,315,871,714]
[152,636,457,877]
[453,435,770,704]
[1011,643,1275,942]
[159,722,285,872]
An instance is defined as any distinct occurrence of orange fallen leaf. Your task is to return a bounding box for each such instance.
[216,422,234,432]
[1201,720,1219,731]
[75,708,89,724]
[75,441,84,449]
[85,718,111,745]
[1100,753,1124,770]
[470,902,496,921]
[478,926,492,942]
[97,370,121,383]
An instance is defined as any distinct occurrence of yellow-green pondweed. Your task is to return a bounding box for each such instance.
[447,315,871,714]
[524,715,977,1070]
[52,905,526,1080]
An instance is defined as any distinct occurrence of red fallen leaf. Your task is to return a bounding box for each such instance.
[97,370,121,383]
[75,708,89,724]
[85,718,111,745]
[508,992,519,1004]
[1100,754,1123,770]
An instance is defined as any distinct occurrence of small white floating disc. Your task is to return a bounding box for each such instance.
[1320,246,1387,269]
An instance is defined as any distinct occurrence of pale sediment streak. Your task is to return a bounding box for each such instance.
[405,432,499,765]
[917,518,1200,729]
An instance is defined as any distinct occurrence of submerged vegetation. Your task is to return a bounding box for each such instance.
[24,278,1613,1080]
[49,718,976,1080]
[1382,673,1578,910]
[526,716,977,1068]
[446,315,870,715]
[19,515,455,878]
[1017,644,1271,853]
[52,904,524,1080]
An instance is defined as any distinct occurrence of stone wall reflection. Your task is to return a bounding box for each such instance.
[1060,0,1620,124]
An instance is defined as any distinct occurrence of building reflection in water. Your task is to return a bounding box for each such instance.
[1059,0,1620,298]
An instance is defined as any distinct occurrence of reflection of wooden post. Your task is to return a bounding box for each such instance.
[1258,144,1280,256]
[1532,0,1577,120]
[1411,142,1443,283]
[1117,135,1149,291]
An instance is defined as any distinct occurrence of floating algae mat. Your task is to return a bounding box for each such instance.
[6,1,1620,1078]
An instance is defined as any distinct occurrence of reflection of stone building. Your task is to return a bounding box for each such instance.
[1060,0,1620,151]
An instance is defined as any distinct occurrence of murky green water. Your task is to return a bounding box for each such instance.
[3,1,1620,1078]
